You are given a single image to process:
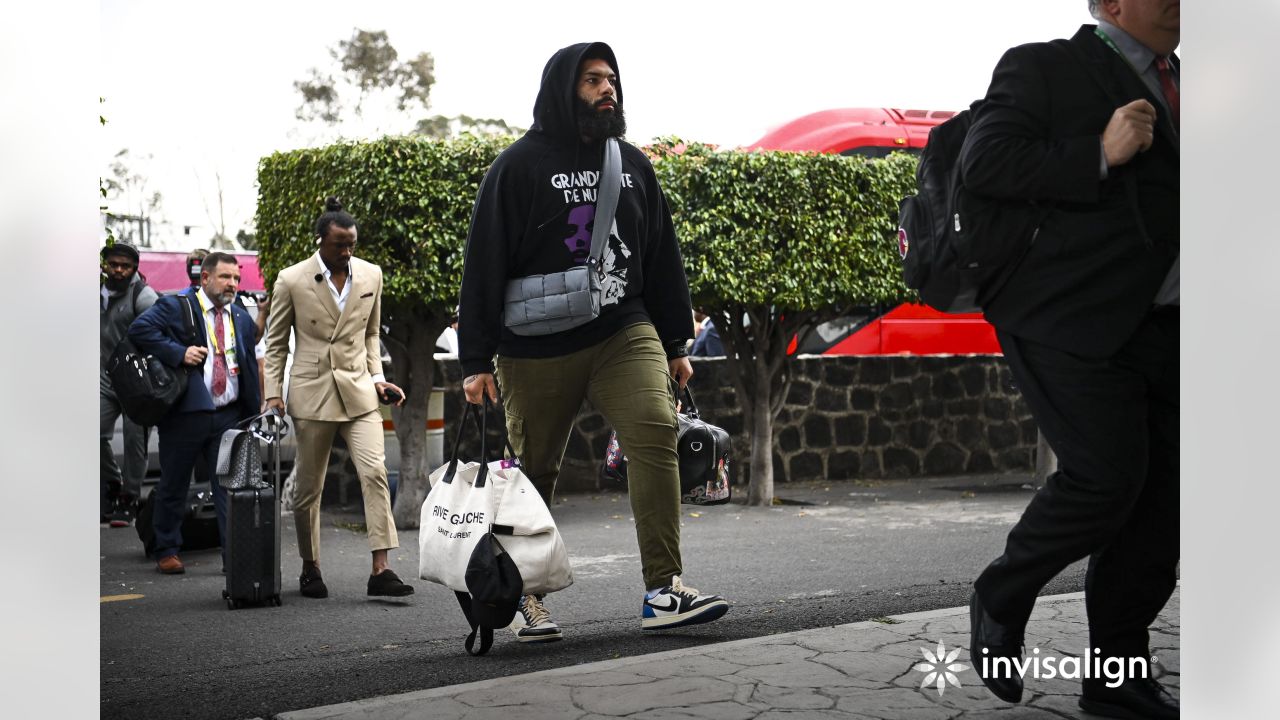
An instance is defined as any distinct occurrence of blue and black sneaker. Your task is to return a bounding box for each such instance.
[641,576,728,630]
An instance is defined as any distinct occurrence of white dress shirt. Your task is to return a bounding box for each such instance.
[196,288,240,408]
[313,253,385,384]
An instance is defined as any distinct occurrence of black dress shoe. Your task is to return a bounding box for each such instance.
[969,589,1025,703]
[1080,676,1179,719]
[299,566,328,599]
[367,569,415,597]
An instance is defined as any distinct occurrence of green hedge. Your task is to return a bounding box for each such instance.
[255,134,514,306]
[649,140,917,311]
[256,135,916,314]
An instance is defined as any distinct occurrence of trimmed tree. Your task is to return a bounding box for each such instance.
[649,140,917,506]
[256,133,514,528]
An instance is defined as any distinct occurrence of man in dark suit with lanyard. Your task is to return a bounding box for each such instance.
[961,1,1179,717]
[130,252,262,575]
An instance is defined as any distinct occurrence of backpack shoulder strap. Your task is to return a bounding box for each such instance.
[180,293,199,345]
[129,281,144,316]
[455,591,494,656]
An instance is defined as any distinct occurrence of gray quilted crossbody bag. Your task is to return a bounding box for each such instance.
[503,138,621,336]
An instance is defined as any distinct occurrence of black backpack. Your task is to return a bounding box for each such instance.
[896,101,1045,313]
[108,294,199,426]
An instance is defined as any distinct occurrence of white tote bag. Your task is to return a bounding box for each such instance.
[418,401,572,595]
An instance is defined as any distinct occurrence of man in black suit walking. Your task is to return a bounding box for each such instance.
[961,1,1179,718]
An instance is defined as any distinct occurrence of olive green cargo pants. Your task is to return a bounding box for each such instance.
[496,322,682,590]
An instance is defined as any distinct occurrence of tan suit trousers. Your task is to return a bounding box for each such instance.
[292,410,398,562]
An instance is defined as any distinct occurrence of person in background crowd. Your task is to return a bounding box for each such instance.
[100,240,158,527]
[690,310,724,357]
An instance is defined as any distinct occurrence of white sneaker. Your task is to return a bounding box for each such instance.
[641,576,729,630]
[509,594,563,642]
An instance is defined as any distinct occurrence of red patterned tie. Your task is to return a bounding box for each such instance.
[1155,56,1179,129]
[212,309,227,396]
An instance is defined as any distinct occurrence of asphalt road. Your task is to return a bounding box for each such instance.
[99,474,1086,720]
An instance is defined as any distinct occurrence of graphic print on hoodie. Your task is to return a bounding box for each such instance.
[556,177,631,308]
[457,41,694,376]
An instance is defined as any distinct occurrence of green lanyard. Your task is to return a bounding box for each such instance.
[1094,26,1146,79]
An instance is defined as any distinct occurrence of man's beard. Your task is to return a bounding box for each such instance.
[103,274,131,292]
[207,289,236,307]
[575,97,626,141]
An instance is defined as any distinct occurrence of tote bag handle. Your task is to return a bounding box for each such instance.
[441,398,519,487]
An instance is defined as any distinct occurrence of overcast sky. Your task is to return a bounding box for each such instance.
[100,0,1096,247]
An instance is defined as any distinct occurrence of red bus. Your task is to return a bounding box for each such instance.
[748,108,1001,356]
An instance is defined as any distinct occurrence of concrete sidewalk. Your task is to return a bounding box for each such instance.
[274,588,1179,720]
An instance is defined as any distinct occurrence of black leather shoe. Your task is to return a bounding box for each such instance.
[969,589,1024,703]
[299,566,328,599]
[1080,676,1179,719]
[367,569,415,597]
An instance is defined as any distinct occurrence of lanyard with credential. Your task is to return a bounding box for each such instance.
[1094,27,1175,89]
[194,292,236,362]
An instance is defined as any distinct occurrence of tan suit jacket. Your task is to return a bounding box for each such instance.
[264,254,384,421]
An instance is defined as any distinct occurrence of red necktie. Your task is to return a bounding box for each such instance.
[212,309,227,396]
[1155,57,1179,129]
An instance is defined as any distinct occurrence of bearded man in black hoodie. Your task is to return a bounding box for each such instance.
[458,42,728,643]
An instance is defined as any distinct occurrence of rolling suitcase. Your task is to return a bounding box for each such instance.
[217,411,289,609]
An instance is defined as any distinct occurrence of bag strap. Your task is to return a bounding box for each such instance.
[129,280,144,318]
[680,385,700,419]
[453,591,494,656]
[180,292,199,346]
[586,138,622,267]
[479,396,519,464]
[443,398,522,488]
[241,409,291,442]
[442,402,484,486]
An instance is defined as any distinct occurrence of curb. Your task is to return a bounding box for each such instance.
[274,590,1091,719]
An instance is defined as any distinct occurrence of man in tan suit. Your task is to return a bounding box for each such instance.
[264,197,414,599]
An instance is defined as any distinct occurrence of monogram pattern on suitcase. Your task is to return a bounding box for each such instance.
[222,412,288,609]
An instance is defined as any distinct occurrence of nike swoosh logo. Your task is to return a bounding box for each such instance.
[647,597,679,612]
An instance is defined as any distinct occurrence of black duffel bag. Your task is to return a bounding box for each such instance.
[675,387,732,506]
[136,481,221,556]
[107,295,198,427]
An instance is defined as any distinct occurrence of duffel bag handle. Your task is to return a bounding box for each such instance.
[680,385,701,420]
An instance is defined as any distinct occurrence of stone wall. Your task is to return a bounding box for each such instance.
[438,355,1037,493]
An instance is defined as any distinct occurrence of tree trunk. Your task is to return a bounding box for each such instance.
[745,361,775,506]
[714,306,817,508]
[386,310,446,529]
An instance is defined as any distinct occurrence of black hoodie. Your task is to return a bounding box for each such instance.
[457,41,694,377]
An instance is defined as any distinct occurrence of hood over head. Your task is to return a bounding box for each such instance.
[530,42,620,144]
